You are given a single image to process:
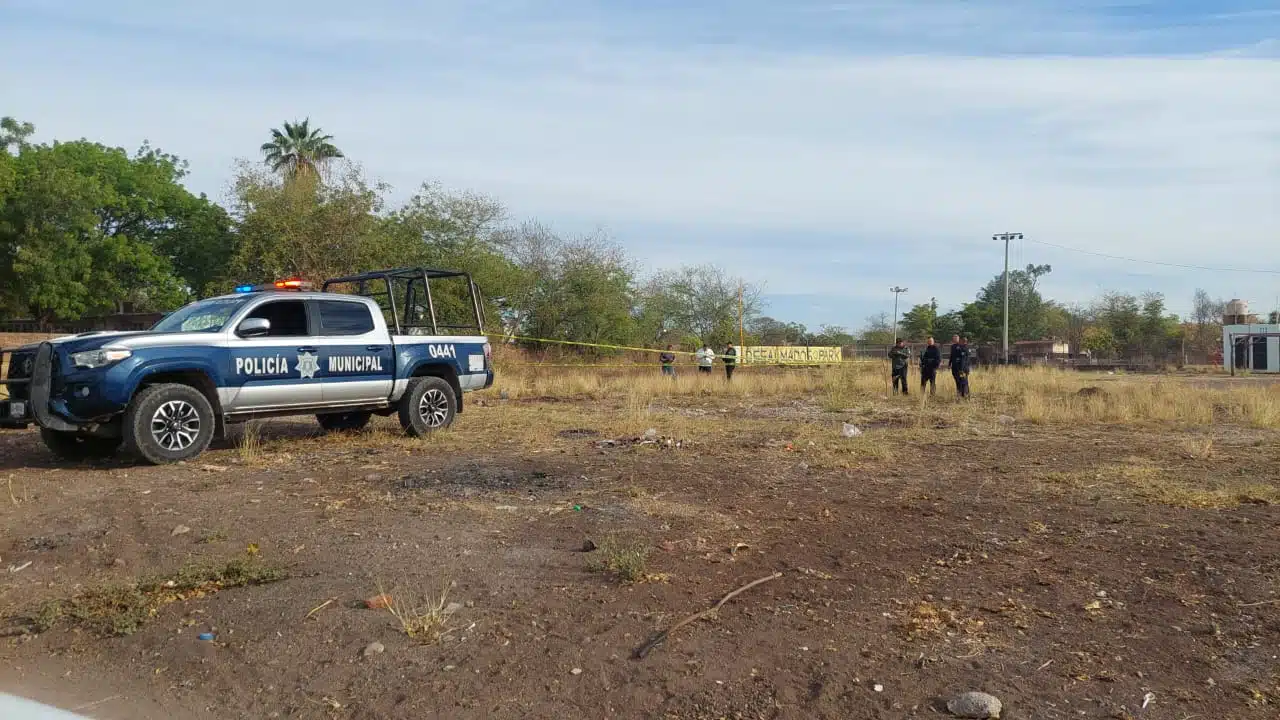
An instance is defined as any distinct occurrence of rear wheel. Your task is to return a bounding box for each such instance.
[123,384,215,465]
[316,411,372,432]
[40,429,122,461]
[397,377,457,437]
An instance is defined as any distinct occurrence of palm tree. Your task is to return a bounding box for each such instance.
[260,119,343,179]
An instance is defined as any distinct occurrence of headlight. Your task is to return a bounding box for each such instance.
[70,348,133,369]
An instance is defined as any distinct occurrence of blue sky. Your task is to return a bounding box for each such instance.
[3,0,1278,330]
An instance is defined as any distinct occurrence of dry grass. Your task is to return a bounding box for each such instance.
[1178,435,1215,460]
[489,362,1280,429]
[237,421,265,465]
[1043,458,1279,509]
[374,579,453,643]
[28,553,285,637]
[897,601,986,640]
[585,535,651,583]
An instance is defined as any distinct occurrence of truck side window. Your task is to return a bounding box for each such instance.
[243,300,309,337]
[318,300,375,336]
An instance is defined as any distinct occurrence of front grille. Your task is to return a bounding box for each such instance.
[2,349,33,401]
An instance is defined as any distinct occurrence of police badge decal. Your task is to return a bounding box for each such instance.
[296,352,320,379]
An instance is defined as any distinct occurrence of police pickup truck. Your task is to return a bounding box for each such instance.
[0,268,493,464]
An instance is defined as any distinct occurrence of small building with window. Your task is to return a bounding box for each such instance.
[1222,323,1280,373]
[1219,300,1279,374]
[1012,338,1070,362]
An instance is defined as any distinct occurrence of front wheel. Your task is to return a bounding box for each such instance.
[123,384,216,465]
[397,377,457,437]
[40,429,122,461]
[316,411,372,432]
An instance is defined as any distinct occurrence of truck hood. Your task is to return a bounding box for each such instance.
[13,331,147,352]
[12,330,213,354]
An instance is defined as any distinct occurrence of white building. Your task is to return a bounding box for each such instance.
[1222,323,1280,373]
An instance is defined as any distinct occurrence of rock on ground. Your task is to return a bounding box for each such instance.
[946,691,1002,718]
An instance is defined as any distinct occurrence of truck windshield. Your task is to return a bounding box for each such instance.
[151,297,250,333]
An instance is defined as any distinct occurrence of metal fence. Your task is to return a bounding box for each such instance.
[0,313,164,335]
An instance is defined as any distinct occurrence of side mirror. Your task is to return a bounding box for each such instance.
[237,318,271,338]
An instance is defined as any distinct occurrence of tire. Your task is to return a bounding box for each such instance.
[123,384,216,465]
[316,411,372,432]
[397,376,457,437]
[40,428,122,461]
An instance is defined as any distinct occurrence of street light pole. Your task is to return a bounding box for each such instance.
[992,232,1023,364]
[890,286,908,343]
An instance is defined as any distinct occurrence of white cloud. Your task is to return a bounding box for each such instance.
[3,0,1278,323]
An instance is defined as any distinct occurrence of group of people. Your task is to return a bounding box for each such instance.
[659,343,737,380]
[888,335,971,398]
[654,336,972,395]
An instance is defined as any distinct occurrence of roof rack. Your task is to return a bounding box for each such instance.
[323,267,471,284]
[321,268,484,336]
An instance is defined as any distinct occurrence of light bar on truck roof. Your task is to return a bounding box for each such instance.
[233,279,314,293]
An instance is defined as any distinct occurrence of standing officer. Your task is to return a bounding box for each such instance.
[950,335,971,398]
[919,336,941,395]
[889,338,910,395]
[723,342,738,380]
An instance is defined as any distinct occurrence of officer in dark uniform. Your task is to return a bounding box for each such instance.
[723,343,738,380]
[889,339,911,395]
[949,335,971,398]
[919,336,941,395]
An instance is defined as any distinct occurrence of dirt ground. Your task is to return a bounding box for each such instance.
[1,379,1278,719]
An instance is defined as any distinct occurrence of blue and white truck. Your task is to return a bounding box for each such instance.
[0,268,493,464]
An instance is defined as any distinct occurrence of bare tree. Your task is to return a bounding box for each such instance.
[638,265,763,347]
[1190,288,1225,355]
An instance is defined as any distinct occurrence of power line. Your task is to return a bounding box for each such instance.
[1026,237,1280,275]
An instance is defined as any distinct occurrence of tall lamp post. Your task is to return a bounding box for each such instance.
[992,232,1023,364]
[890,286,908,343]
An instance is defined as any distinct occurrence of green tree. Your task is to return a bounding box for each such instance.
[1138,292,1180,358]
[747,316,806,345]
[514,231,637,349]
[228,162,387,287]
[636,265,762,347]
[156,198,236,299]
[1081,325,1117,357]
[260,119,344,180]
[0,136,207,322]
[1,116,35,154]
[900,298,939,340]
[378,183,526,329]
[1044,303,1086,354]
[808,324,856,346]
[1093,292,1142,354]
[933,311,964,342]
[962,263,1053,343]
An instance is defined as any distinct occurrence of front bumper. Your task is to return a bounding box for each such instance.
[1,343,127,432]
[0,346,32,429]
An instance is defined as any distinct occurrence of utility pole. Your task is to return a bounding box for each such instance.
[890,286,908,343]
[738,282,745,349]
[992,232,1023,364]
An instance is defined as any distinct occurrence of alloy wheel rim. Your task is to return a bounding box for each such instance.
[417,388,449,427]
[151,400,200,451]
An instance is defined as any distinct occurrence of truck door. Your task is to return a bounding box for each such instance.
[227,299,324,410]
[313,299,395,404]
